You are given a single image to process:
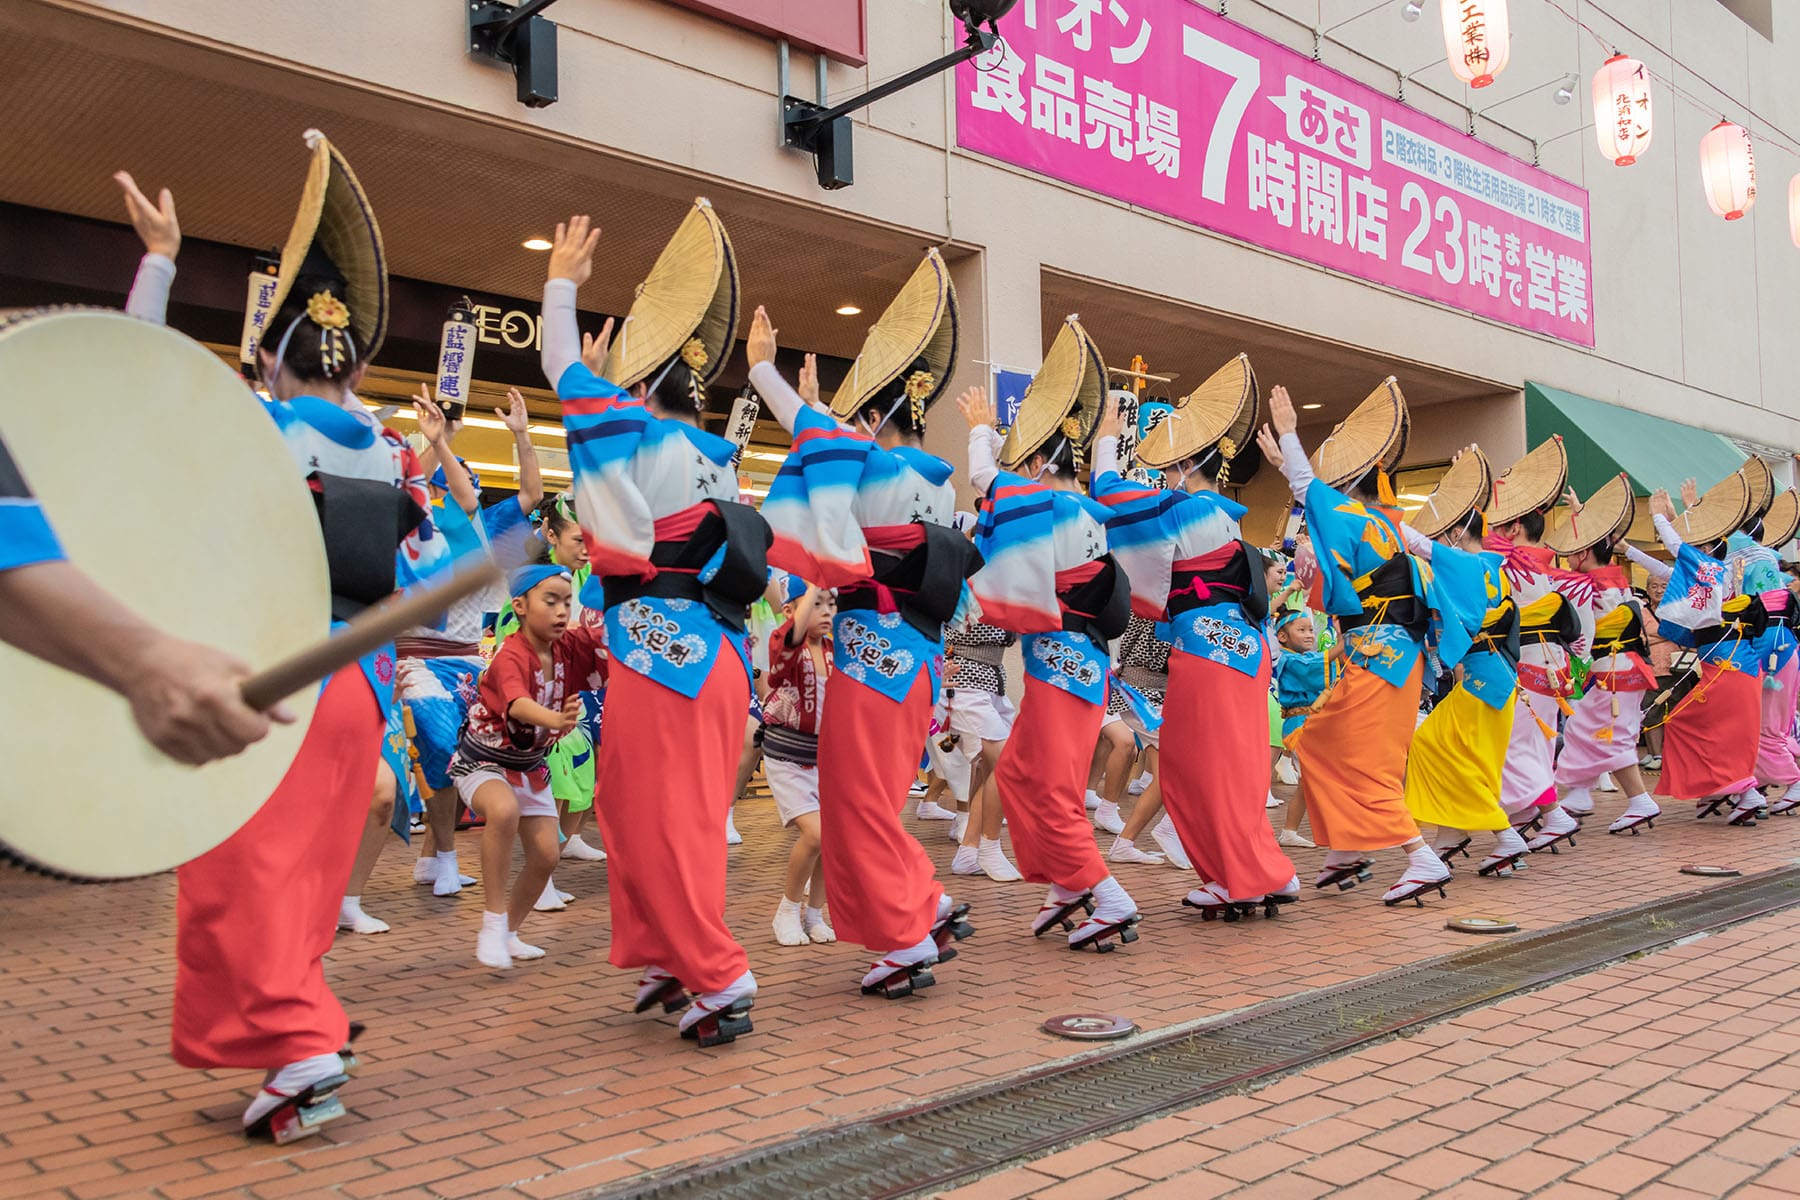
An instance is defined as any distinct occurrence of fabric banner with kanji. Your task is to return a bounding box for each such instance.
[957,0,1596,347]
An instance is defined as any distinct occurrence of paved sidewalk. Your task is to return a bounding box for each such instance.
[3,782,1798,1199]
[940,910,1800,1200]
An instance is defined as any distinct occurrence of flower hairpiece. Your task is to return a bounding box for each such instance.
[680,337,710,372]
[904,370,936,402]
[1061,416,1083,439]
[306,291,350,331]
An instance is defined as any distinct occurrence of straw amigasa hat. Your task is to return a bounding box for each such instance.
[1408,447,1492,540]
[1544,472,1634,557]
[1485,436,1568,527]
[601,198,740,401]
[267,129,389,361]
[1739,454,1775,524]
[1000,316,1107,471]
[1310,377,1409,491]
[1759,488,1800,549]
[829,249,958,427]
[1136,353,1259,480]
[1674,468,1753,548]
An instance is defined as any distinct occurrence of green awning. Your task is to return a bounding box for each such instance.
[1525,382,1746,499]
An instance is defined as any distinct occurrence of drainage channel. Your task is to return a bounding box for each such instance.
[590,867,1800,1200]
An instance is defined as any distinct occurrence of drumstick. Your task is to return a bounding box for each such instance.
[240,561,504,711]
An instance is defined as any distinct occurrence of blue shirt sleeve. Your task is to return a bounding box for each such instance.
[0,434,65,572]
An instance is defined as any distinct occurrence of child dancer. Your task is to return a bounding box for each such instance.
[449,566,604,969]
[1271,608,1325,848]
[762,576,839,946]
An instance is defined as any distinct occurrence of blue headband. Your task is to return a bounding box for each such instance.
[782,574,811,605]
[509,564,571,599]
[1275,607,1308,632]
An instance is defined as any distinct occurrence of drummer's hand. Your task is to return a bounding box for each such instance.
[115,171,180,259]
[128,636,293,766]
[548,216,600,287]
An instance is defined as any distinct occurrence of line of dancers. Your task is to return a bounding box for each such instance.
[46,133,1800,1144]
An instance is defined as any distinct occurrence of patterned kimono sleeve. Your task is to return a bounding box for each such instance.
[1421,541,1489,671]
[969,470,1061,634]
[1090,468,1176,620]
[391,433,453,594]
[759,404,875,589]
[1655,542,1728,646]
[557,362,659,580]
[1299,477,1371,619]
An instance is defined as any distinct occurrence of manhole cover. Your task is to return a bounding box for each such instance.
[1681,865,1741,877]
[1042,1014,1135,1040]
[1446,916,1520,935]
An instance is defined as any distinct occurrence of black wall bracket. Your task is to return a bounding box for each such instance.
[468,0,561,108]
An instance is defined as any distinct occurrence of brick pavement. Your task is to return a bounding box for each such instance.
[4,781,1799,1199]
[938,909,1800,1200]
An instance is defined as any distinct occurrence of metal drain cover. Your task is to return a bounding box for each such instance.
[1681,865,1741,877]
[1446,916,1520,935]
[1043,1014,1135,1040]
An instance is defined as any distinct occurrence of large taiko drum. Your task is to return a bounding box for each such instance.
[0,308,332,880]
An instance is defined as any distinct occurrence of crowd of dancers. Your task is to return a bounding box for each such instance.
[10,132,1800,1146]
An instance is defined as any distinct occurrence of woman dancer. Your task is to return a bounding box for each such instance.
[1544,474,1662,835]
[1751,488,1800,814]
[541,207,761,1045]
[168,132,450,1140]
[955,321,1140,948]
[1094,354,1298,920]
[746,249,979,997]
[1398,449,1531,876]
[1255,380,1482,906]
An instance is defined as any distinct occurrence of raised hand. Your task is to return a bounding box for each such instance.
[498,388,530,434]
[580,316,615,375]
[1255,425,1283,468]
[1650,489,1675,522]
[547,215,600,286]
[1563,486,1582,516]
[1267,385,1299,437]
[955,386,997,430]
[1679,477,1700,509]
[415,385,449,444]
[1095,392,1124,443]
[747,306,778,369]
[115,171,180,259]
[798,353,820,406]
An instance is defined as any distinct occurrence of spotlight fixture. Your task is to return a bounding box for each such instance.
[783,0,1018,189]
[522,237,553,251]
[467,0,562,107]
[1401,1,1423,21]
[1553,73,1578,105]
[835,304,863,316]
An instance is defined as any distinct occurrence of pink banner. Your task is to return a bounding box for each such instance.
[957,0,1595,347]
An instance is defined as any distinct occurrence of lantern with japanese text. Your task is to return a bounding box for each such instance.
[1789,175,1800,249]
[1592,54,1651,166]
[1440,0,1508,89]
[1700,120,1757,221]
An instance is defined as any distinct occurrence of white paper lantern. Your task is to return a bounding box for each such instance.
[1789,175,1800,249]
[1441,0,1509,89]
[1592,54,1652,166]
[1699,120,1757,221]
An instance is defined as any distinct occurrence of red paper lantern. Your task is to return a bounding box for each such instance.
[1441,0,1509,89]
[1700,120,1757,221]
[1592,55,1652,167]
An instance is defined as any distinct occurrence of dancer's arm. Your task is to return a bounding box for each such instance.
[955,387,1003,495]
[744,306,807,433]
[116,172,179,324]
[541,216,601,387]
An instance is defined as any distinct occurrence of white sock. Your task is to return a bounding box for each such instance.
[482,910,507,933]
[1089,874,1134,920]
[1084,789,1103,810]
[804,905,827,926]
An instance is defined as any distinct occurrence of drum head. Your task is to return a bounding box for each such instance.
[0,310,330,880]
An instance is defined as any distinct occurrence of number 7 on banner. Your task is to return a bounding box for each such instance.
[1182,25,1261,205]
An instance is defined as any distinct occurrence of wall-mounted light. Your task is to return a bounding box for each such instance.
[782,1,1017,189]
[1553,74,1578,105]
[1401,1,1423,21]
[467,0,561,107]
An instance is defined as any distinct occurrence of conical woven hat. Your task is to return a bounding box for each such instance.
[1311,378,1408,489]
[829,249,959,420]
[268,129,389,359]
[1408,447,1492,539]
[1759,488,1800,549]
[601,198,739,390]
[1136,353,1258,470]
[1674,469,1752,547]
[1485,437,1567,526]
[1740,454,1775,522]
[1545,472,1633,557]
[1000,316,1106,469]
